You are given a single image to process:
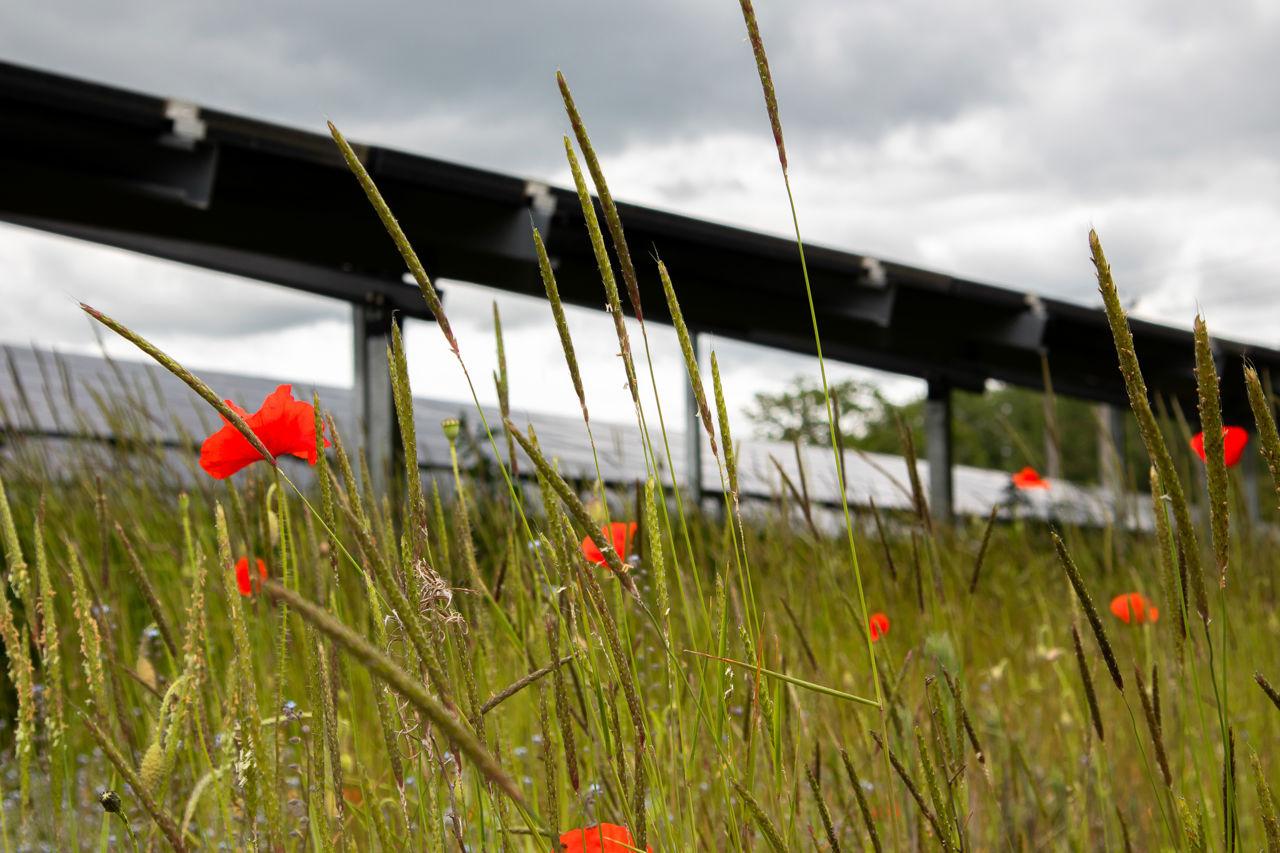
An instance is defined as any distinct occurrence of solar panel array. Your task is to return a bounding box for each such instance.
[1,346,1146,528]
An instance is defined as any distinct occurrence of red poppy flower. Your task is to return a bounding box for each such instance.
[559,823,651,853]
[235,556,267,597]
[199,384,329,479]
[1011,467,1049,490]
[1110,592,1158,625]
[1189,426,1248,468]
[868,612,890,642]
[580,522,638,566]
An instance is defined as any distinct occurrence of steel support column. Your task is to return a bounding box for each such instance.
[353,298,402,496]
[685,330,703,500]
[1097,404,1127,522]
[1044,431,1062,480]
[1042,355,1061,479]
[926,379,953,523]
[1241,435,1261,523]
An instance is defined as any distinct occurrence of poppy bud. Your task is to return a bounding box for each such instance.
[99,790,121,813]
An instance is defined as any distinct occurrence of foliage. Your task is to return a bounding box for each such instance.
[0,370,1278,849]
[745,376,895,447]
[749,375,1155,485]
[0,8,1276,850]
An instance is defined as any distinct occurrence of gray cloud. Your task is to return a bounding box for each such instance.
[0,226,347,341]
[12,2,1274,174]
[2,0,1279,416]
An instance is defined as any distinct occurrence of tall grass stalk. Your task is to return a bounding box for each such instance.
[259,580,538,822]
[1245,366,1280,510]
[1090,232,1209,623]
[1194,312,1240,849]
[0,15,1278,849]
[81,714,186,851]
[733,1,894,840]
[1193,316,1229,587]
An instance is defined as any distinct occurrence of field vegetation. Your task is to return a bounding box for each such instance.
[1,2,1279,850]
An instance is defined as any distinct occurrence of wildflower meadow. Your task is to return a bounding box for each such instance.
[1,2,1279,850]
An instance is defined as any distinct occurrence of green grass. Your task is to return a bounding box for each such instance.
[2,415,1279,850]
[1,6,1279,850]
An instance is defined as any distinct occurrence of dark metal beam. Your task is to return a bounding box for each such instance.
[685,330,703,498]
[3,57,1280,436]
[352,300,402,496]
[0,215,432,319]
[926,378,953,523]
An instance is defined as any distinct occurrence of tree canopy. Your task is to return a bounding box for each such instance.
[746,375,1152,487]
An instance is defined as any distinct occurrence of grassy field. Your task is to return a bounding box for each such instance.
[2,3,1280,850]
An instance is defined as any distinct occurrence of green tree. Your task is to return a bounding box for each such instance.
[748,375,1148,487]
[744,377,895,447]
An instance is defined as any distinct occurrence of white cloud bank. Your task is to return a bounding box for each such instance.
[3,0,1278,431]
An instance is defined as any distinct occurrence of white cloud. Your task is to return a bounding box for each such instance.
[3,0,1279,428]
[0,224,354,388]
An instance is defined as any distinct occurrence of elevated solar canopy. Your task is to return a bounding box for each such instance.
[2,59,1277,517]
[2,347,1143,530]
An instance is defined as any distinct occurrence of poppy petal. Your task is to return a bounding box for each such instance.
[609,522,637,557]
[1011,467,1049,490]
[1223,426,1248,467]
[1110,594,1130,623]
[580,522,638,567]
[1191,426,1249,468]
[580,535,606,565]
[199,385,328,479]
[558,823,650,853]
[249,385,326,464]
[235,557,253,597]
[1110,592,1157,625]
[233,556,268,597]
[201,424,269,479]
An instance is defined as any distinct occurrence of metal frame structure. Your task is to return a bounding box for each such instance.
[3,60,1278,513]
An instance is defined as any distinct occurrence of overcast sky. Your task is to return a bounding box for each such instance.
[3,0,1279,431]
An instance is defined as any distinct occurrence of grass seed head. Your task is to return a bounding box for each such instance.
[1054,532,1123,693]
[1090,230,1208,624]
[1193,314,1230,586]
[1245,365,1280,512]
